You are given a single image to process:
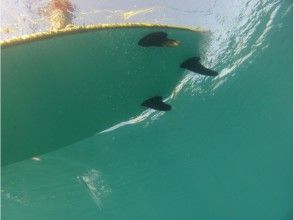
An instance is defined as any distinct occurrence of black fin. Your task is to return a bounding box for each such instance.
[141,96,171,111]
[138,32,180,47]
[180,57,219,76]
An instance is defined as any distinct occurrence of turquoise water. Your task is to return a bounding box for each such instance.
[1,0,292,219]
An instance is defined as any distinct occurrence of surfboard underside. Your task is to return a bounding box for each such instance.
[1,24,205,165]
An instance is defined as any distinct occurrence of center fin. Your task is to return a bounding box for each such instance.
[180,57,219,76]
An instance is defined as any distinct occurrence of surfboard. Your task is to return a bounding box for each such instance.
[1,23,206,165]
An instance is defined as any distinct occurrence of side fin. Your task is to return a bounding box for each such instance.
[141,96,171,111]
[181,57,219,76]
[138,32,180,47]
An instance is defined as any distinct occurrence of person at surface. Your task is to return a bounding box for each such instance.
[40,0,76,30]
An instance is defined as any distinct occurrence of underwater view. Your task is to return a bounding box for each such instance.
[1,0,293,219]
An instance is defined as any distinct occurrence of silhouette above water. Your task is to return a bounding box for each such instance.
[181,57,219,76]
[141,96,171,111]
[40,0,76,30]
[138,32,180,47]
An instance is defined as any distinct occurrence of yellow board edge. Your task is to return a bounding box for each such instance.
[0,23,208,48]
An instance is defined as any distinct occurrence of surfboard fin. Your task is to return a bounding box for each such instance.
[138,32,180,47]
[141,96,171,111]
[180,57,219,76]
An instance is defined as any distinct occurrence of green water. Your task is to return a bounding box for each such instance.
[1,1,292,220]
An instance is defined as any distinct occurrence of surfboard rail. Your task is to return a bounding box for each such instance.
[0,23,208,48]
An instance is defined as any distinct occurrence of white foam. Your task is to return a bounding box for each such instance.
[77,169,111,209]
